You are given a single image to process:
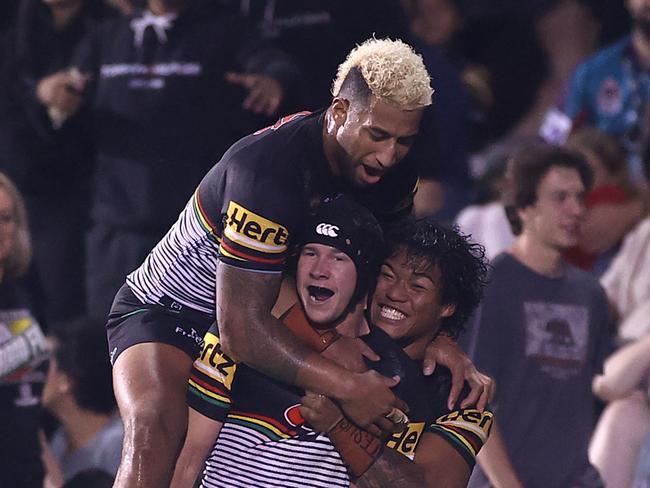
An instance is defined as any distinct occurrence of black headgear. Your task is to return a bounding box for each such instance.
[299,195,385,305]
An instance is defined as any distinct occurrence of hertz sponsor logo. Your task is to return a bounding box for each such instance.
[195,332,237,390]
[224,201,288,253]
[315,222,339,237]
[386,422,425,460]
[436,409,494,442]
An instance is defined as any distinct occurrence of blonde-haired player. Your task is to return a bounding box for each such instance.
[106,38,492,487]
[332,37,432,109]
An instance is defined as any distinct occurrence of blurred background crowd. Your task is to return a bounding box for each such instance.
[0,0,649,487]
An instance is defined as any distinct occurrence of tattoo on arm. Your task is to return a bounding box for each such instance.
[356,448,425,488]
[216,262,311,383]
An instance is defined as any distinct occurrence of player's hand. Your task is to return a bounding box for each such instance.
[338,370,408,436]
[423,334,494,411]
[322,337,370,373]
[225,72,283,116]
[300,391,344,432]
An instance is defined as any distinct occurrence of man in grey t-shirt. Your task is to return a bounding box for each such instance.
[463,144,610,488]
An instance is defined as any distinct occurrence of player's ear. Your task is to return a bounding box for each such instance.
[441,303,456,318]
[330,97,350,127]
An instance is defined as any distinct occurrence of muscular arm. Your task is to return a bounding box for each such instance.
[356,447,425,488]
[302,397,467,488]
[355,413,482,488]
[216,262,402,429]
[412,433,471,488]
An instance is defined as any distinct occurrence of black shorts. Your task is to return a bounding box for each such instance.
[106,284,214,366]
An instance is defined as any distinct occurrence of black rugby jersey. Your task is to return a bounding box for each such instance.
[128,110,418,314]
[188,322,493,487]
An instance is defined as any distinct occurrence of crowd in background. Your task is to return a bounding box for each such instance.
[0,0,649,487]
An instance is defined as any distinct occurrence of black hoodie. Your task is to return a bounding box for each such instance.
[72,0,301,232]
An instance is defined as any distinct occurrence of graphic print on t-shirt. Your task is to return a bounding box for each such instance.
[523,301,589,379]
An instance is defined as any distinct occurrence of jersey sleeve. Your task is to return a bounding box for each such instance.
[426,407,494,468]
[187,326,238,422]
[196,146,302,273]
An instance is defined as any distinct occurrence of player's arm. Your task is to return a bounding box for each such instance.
[170,409,222,488]
[300,392,424,487]
[356,445,425,488]
[172,327,236,488]
[474,421,523,488]
[352,420,488,488]
[412,433,470,488]
[217,263,404,431]
[423,334,495,411]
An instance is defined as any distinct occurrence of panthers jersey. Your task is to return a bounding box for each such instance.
[127,110,418,316]
[189,321,493,487]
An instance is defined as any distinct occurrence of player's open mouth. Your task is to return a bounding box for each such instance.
[379,305,406,321]
[362,164,383,177]
[308,285,335,302]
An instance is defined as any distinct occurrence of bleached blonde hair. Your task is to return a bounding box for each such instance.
[332,38,433,110]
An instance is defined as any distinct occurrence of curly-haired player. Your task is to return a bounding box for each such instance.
[105,38,491,487]
[175,217,493,488]
[302,219,492,487]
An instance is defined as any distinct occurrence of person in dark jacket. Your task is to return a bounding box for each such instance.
[0,172,49,488]
[0,0,111,323]
[38,0,302,319]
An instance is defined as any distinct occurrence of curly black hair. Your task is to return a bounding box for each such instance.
[384,218,489,339]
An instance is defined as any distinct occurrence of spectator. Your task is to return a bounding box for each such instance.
[228,0,409,110]
[513,0,599,137]
[565,126,635,274]
[39,0,302,319]
[0,172,48,488]
[401,0,474,221]
[0,0,111,323]
[564,0,650,185]
[457,1,599,143]
[455,138,536,260]
[41,317,122,485]
[463,144,610,488]
[589,333,650,488]
[600,211,650,342]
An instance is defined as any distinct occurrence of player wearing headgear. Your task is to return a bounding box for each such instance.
[172,194,386,487]
[106,38,492,486]
[173,205,493,488]
[300,219,493,487]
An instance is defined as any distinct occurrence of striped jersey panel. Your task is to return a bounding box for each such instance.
[200,423,349,488]
[127,193,219,316]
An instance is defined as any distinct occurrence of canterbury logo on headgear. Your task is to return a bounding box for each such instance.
[316,223,339,237]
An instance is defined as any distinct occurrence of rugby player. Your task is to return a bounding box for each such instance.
[172,208,492,488]
[107,38,492,487]
[302,219,493,487]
